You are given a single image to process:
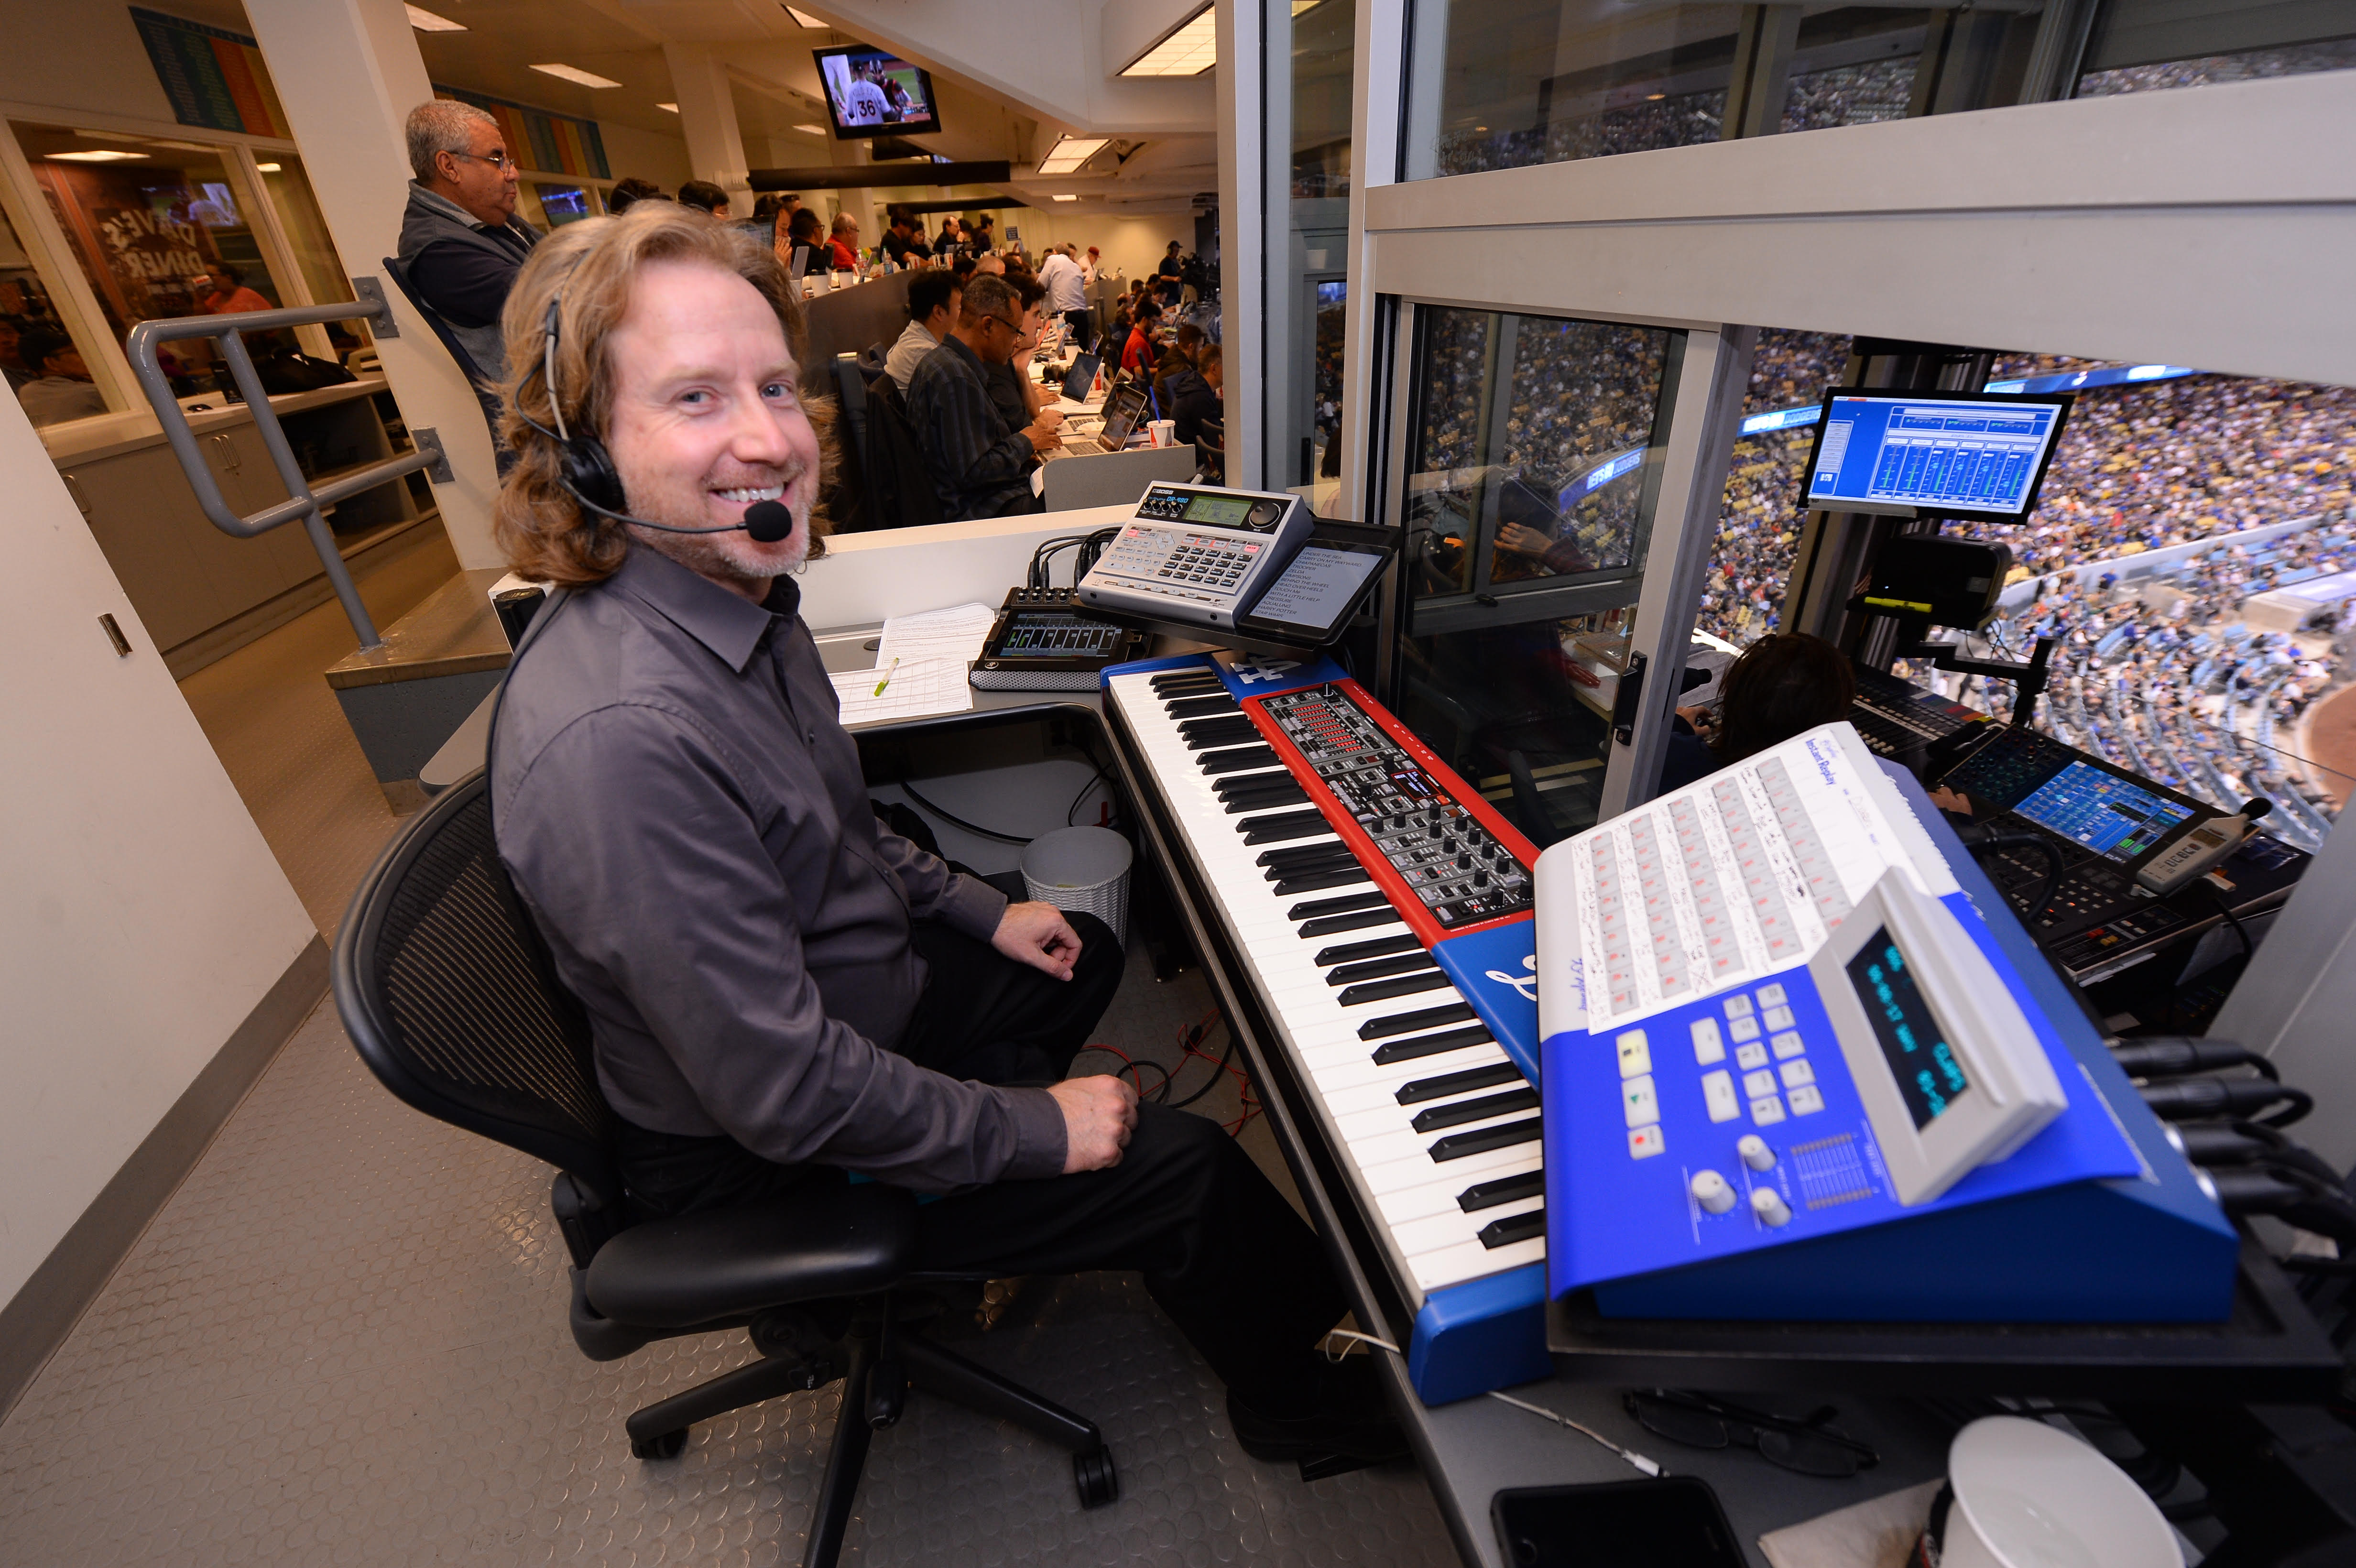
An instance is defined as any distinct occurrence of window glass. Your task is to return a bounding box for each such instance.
[15,121,294,397]
[254,150,369,359]
[2076,0,2356,97]
[1287,0,1353,492]
[1398,307,1679,846]
[1411,0,1744,178]
[0,200,105,426]
[1702,328,1852,646]
[1780,11,1931,132]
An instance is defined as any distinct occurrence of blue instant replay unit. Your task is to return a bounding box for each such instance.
[1533,726,2238,1326]
[1801,388,2073,523]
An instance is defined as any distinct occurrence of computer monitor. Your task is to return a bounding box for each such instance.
[1800,389,2072,523]
[812,44,943,138]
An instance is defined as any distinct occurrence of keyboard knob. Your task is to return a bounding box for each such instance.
[1691,1170,1737,1215]
[1473,870,1491,887]
[1455,853,1472,869]
[1737,1134,1775,1172]
[1751,1187,1792,1227]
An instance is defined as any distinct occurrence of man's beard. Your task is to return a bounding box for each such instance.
[622,471,810,584]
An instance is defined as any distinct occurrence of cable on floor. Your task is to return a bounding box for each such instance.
[1318,1330,1664,1477]
[896,779,1032,844]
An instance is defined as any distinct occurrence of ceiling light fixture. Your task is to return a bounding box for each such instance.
[783,5,828,25]
[793,123,828,136]
[1050,194,1079,202]
[656,102,678,112]
[406,4,467,30]
[1122,4,1215,76]
[255,162,282,172]
[1036,135,1110,174]
[529,63,623,90]
[49,150,147,162]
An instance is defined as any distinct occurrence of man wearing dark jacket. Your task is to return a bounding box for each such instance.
[396,99,541,385]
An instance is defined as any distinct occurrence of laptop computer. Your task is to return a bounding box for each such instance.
[1059,352,1101,404]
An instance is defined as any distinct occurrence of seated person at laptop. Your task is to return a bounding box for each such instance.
[1121,297,1164,375]
[884,269,960,391]
[906,274,1061,519]
[1658,632,1854,794]
[488,205,1400,1470]
[1166,340,1221,447]
[1154,323,1202,399]
[982,275,1057,436]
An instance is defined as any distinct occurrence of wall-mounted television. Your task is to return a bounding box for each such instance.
[813,44,943,139]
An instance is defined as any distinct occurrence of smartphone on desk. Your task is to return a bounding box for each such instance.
[1492,1479,1746,1568]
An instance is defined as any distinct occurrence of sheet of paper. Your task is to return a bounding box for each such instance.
[829,657,973,725]
[874,601,998,669]
[1565,723,1955,1030]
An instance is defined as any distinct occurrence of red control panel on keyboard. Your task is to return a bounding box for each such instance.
[1239,678,1539,949]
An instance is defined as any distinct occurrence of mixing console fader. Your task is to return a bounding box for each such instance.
[1259,685,1533,929]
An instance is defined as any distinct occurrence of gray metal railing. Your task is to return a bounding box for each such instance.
[124,282,451,650]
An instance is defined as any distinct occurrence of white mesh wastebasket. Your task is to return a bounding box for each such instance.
[1019,827,1133,947]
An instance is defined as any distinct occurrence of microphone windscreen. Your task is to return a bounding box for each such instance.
[744,499,794,543]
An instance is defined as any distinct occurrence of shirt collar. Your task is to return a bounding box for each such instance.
[944,333,987,375]
[608,546,794,674]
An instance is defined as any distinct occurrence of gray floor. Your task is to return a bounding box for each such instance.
[0,553,1462,1566]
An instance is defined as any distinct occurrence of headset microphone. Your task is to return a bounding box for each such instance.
[566,487,797,544]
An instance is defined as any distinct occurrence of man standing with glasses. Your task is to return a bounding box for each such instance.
[905,273,1061,519]
[397,99,541,384]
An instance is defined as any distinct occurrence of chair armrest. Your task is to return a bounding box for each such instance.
[585,1182,920,1328]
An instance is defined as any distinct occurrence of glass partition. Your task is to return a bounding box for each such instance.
[15,120,295,399]
[2075,0,2356,98]
[1287,0,1354,491]
[1397,306,1680,844]
[0,199,104,427]
[1780,10,1933,131]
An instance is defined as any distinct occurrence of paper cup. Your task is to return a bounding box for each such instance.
[1935,1417,2177,1568]
[1148,418,1177,448]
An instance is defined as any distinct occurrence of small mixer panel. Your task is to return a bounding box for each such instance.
[1260,685,1533,929]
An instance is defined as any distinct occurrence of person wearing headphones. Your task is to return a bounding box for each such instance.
[484,203,1401,1474]
[1658,632,1856,793]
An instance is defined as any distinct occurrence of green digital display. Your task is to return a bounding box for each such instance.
[1183,495,1252,527]
[1846,928,1971,1130]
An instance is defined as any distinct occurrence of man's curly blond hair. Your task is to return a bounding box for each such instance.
[492,202,833,587]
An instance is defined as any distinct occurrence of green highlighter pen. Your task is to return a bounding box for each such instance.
[873,657,901,696]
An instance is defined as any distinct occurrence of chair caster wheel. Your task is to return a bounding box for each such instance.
[1073,1446,1118,1508]
[631,1427,688,1460]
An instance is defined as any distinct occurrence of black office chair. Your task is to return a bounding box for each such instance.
[380,256,505,457]
[333,771,1119,1568]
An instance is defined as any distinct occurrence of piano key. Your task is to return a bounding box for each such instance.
[1336,970,1455,1007]
[1164,694,1239,718]
[1371,1025,1495,1065]
[1478,1210,1547,1249]
[1290,891,1391,921]
[1429,1118,1543,1161]
[1315,933,1423,966]
[1226,791,1309,814]
[1274,867,1374,896]
[1213,768,1295,797]
[1411,1234,1544,1293]
[1360,1002,1477,1040]
[1150,672,1223,692]
[1180,718,1259,748]
[1258,839,1350,870]
[1324,952,1438,986]
[1396,1061,1523,1105]
[1239,811,1330,844]
[1396,1197,1541,1260]
[1409,1087,1540,1133]
[1458,1170,1546,1212]
[1201,746,1280,774]
[1298,909,1401,938]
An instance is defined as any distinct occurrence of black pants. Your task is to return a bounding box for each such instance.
[616,915,1349,1414]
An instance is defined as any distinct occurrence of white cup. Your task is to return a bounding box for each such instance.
[1148,418,1177,449]
[1937,1417,2177,1568]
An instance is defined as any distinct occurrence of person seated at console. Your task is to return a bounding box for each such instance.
[906,273,1059,520]
[485,204,1401,1472]
[1658,632,1855,794]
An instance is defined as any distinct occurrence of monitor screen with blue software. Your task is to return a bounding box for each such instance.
[2011,760,2196,862]
[1802,389,2072,522]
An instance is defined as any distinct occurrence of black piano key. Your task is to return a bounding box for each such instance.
[1214,770,1298,796]
[1478,1210,1546,1249]
[1290,891,1391,921]
[1324,951,1437,986]
[1201,746,1279,774]
[1180,711,1256,735]
[1224,788,1309,814]
[1410,1087,1540,1133]
[1259,841,1350,870]
[1337,970,1455,1007]
[1217,779,1304,805]
[1360,1001,1476,1040]
[1164,694,1239,718]
[1429,1117,1543,1162]
[1458,1171,1545,1212]
[1371,1024,1494,1065]
[1240,811,1331,845]
[1150,670,1220,691]
[1273,866,1373,896]
[1298,908,1400,937]
[1397,1062,1523,1105]
[1182,722,1260,751]
[1314,933,1423,966]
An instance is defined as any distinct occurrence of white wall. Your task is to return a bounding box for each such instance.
[0,391,317,1312]
[1014,210,1195,284]
[599,119,694,194]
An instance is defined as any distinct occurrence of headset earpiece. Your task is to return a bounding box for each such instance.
[558,433,625,516]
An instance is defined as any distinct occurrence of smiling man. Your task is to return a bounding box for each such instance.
[484,205,1400,1474]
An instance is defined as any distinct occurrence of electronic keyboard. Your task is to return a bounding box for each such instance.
[1102,652,1556,1403]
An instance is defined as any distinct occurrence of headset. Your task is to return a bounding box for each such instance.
[515,281,796,545]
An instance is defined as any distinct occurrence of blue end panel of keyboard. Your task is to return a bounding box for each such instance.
[1411,1265,1551,1405]
[1431,922,1543,1085]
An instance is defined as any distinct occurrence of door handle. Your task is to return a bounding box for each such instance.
[1611,651,1648,746]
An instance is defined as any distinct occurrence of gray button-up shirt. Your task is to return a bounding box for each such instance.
[491,547,1066,1191]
